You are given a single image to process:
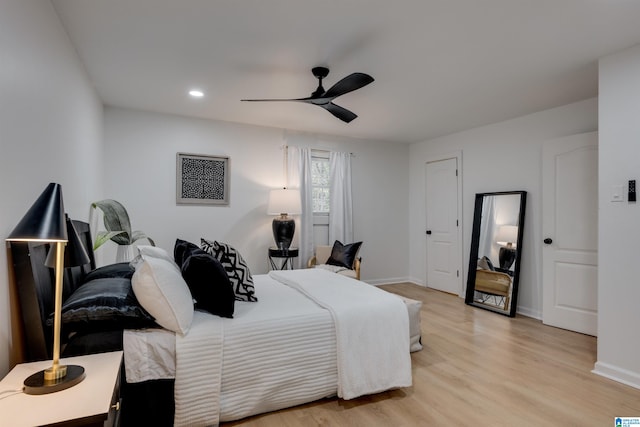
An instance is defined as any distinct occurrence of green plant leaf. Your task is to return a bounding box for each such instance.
[132,230,155,247]
[90,199,154,251]
[93,230,128,250]
[91,199,132,245]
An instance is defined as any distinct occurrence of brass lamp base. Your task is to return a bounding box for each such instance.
[23,365,85,395]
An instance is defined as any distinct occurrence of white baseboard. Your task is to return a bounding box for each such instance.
[407,277,425,287]
[592,361,640,390]
[365,277,416,286]
[516,306,542,320]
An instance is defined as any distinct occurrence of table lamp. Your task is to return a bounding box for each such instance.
[267,188,302,249]
[6,183,86,394]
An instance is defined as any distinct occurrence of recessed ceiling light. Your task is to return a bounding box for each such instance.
[189,90,204,98]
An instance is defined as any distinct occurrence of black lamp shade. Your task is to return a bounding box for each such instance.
[45,215,91,268]
[7,183,67,242]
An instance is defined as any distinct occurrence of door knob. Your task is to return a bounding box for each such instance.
[543,238,553,244]
[426,230,432,235]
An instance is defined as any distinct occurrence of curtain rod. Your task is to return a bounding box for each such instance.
[280,144,354,156]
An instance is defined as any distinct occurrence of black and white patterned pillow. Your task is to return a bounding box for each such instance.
[201,238,257,302]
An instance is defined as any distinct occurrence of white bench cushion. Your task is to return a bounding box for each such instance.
[396,295,423,352]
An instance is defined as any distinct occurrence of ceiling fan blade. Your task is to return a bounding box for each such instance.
[323,73,374,99]
[321,102,358,123]
[242,69,371,122]
[242,98,295,102]
[241,97,314,103]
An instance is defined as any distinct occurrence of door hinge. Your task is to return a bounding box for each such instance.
[455,169,458,176]
[456,219,459,226]
[457,270,459,277]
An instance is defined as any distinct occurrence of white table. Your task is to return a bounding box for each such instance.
[0,351,122,427]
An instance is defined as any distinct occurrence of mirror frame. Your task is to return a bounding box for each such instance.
[465,191,527,317]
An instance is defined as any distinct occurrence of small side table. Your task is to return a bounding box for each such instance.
[0,351,123,427]
[268,247,299,270]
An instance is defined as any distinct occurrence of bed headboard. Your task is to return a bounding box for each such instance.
[9,220,96,362]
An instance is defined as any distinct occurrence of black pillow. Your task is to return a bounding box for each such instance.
[174,238,201,268]
[49,277,155,333]
[326,240,362,269]
[83,262,134,283]
[180,252,235,318]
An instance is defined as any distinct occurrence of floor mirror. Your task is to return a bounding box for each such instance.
[465,191,526,317]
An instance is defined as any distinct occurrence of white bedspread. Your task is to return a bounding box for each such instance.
[123,270,412,423]
[124,273,337,423]
[269,269,412,399]
[174,311,223,426]
[123,326,175,383]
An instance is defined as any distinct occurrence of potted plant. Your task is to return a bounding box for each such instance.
[90,199,155,262]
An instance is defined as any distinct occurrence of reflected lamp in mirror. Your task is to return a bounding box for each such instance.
[267,188,302,250]
[496,224,518,269]
[6,183,86,394]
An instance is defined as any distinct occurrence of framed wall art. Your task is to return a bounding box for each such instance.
[176,153,230,205]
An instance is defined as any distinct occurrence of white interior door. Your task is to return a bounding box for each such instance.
[426,157,460,294]
[542,132,598,336]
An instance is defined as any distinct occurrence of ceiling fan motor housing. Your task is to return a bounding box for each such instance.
[312,66,329,79]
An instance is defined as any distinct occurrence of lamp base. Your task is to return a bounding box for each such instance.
[499,247,516,270]
[23,364,85,395]
[272,215,295,249]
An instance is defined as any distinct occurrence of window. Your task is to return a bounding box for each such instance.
[311,152,330,214]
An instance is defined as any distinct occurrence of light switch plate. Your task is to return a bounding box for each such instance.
[612,185,624,202]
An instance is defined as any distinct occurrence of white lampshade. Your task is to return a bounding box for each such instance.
[496,225,518,247]
[267,189,302,215]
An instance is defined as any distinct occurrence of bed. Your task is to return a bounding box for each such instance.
[9,220,413,426]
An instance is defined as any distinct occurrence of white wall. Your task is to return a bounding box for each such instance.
[103,107,410,284]
[0,0,103,376]
[594,43,640,389]
[6,0,631,391]
[409,98,598,317]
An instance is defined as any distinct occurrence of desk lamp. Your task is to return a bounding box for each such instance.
[6,183,86,394]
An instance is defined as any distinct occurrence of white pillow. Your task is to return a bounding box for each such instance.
[132,256,194,335]
[135,245,176,265]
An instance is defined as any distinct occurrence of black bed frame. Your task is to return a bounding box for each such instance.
[9,220,174,426]
[9,220,95,362]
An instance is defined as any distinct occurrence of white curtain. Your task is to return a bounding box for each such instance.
[478,195,497,264]
[329,151,353,244]
[287,146,313,269]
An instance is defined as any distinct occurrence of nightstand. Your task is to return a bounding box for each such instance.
[268,247,299,270]
[0,351,123,427]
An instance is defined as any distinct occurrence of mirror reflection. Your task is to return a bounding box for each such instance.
[465,191,526,317]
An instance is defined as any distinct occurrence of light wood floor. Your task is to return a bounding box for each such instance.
[222,283,640,426]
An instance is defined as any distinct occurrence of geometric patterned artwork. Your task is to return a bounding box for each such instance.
[176,153,230,205]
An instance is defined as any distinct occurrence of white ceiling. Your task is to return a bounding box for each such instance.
[51,0,640,144]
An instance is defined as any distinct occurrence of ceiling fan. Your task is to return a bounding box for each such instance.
[241,67,374,123]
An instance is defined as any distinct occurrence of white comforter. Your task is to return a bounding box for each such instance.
[270,269,412,399]
[124,270,412,425]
